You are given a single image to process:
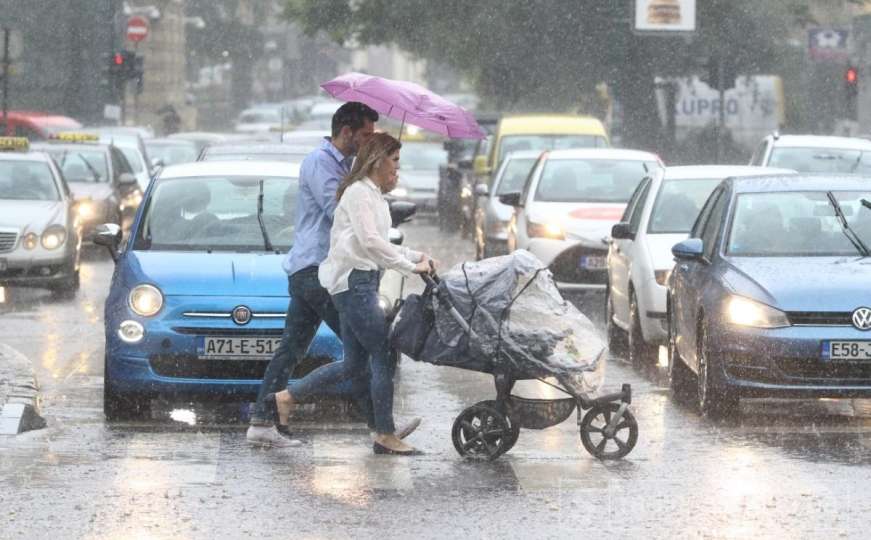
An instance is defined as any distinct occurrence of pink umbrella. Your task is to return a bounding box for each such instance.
[321,72,486,140]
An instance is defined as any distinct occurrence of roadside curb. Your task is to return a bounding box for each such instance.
[0,343,45,435]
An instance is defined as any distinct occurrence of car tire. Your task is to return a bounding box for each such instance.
[667,301,695,403]
[605,287,628,358]
[697,322,739,419]
[629,290,658,369]
[50,267,80,300]
[103,355,151,421]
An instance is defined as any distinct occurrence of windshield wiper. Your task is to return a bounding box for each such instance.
[827,191,870,257]
[256,180,274,252]
[862,198,871,210]
[77,155,102,183]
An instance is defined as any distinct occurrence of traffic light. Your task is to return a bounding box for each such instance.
[100,50,144,96]
[845,66,859,119]
[702,57,737,92]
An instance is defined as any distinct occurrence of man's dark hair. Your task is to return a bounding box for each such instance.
[331,102,379,138]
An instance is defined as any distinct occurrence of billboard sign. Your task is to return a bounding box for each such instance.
[635,0,696,33]
[808,29,849,63]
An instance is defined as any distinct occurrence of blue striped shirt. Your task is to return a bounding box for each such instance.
[282,138,354,276]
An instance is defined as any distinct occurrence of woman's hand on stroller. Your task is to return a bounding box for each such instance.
[413,255,436,275]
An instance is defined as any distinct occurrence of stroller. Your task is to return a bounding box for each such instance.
[390,251,638,461]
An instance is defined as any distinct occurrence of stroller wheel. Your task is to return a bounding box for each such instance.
[579,402,638,460]
[452,403,513,461]
[477,400,520,452]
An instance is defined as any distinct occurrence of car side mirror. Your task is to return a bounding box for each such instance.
[473,155,490,176]
[93,223,122,262]
[388,228,404,245]
[389,200,417,227]
[119,172,138,185]
[611,222,635,241]
[474,183,489,197]
[498,191,522,207]
[672,238,704,261]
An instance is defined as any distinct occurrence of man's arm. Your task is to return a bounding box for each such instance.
[308,159,341,221]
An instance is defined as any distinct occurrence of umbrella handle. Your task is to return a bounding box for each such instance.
[398,111,406,142]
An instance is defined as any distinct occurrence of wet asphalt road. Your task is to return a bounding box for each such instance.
[1,222,871,539]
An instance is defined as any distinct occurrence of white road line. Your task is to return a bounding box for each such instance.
[311,432,413,492]
[114,432,220,491]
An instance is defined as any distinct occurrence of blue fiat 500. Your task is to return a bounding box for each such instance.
[668,175,871,417]
[99,160,345,419]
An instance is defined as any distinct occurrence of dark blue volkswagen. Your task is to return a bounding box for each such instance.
[667,175,871,417]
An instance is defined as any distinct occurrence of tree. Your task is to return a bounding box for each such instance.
[284,0,859,153]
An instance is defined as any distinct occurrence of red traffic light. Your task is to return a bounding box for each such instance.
[113,53,125,66]
[846,67,858,85]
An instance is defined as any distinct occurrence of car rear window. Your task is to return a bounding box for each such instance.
[534,159,657,203]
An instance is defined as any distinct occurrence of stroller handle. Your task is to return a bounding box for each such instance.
[419,267,474,337]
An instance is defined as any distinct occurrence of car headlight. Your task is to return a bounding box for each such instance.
[22,232,38,250]
[725,296,790,329]
[129,284,164,317]
[654,269,671,286]
[77,200,97,220]
[41,226,66,250]
[390,186,408,198]
[527,221,565,240]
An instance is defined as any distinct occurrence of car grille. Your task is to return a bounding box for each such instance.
[787,311,854,326]
[149,354,335,380]
[776,358,871,382]
[0,231,17,253]
[170,327,284,336]
[548,244,608,285]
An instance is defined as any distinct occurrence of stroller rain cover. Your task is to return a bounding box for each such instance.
[391,250,606,395]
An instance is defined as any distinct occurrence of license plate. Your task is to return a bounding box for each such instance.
[822,340,871,361]
[196,336,281,360]
[579,255,607,270]
[0,258,6,272]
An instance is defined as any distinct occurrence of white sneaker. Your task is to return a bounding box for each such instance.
[246,425,301,447]
[371,417,422,441]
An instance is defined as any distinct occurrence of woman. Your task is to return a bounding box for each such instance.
[270,132,432,455]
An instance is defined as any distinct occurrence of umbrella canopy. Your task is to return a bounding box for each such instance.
[321,72,486,140]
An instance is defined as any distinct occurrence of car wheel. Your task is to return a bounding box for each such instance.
[697,322,739,418]
[50,267,80,300]
[629,290,658,369]
[103,355,151,421]
[667,301,695,403]
[605,287,628,358]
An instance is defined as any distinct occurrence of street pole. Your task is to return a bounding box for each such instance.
[717,56,726,163]
[2,28,10,127]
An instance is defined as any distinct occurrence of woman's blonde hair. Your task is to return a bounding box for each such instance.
[336,132,402,201]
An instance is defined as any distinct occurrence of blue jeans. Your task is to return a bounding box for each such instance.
[288,269,397,434]
[250,267,372,426]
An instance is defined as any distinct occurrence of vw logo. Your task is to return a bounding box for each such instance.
[232,305,252,325]
[852,307,871,331]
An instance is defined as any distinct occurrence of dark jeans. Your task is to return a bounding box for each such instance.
[288,269,397,434]
[250,266,371,426]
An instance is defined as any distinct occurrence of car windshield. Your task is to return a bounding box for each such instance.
[119,147,145,173]
[0,161,59,201]
[44,148,109,183]
[648,178,722,234]
[137,175,298,252]
[768,147,871,174]
[146,144,198,166]
[401,142,448,171]
[495,157,536,195]
[499,134,606,162]
[534,159,657,203]
[727,190,871,257]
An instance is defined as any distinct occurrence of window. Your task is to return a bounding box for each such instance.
[533,158,658,203]
[698,190,727,260]
[628,179,652,234]
[0,161,60,201]
[498,134,607,162]
[495,157,537,195]
[768,147,871,174]
[648,178,722,234]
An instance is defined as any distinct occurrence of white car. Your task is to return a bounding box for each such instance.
[502,148,662,292]
[749,133,871,173]
[0,138,82,297]
[605,165,795,367]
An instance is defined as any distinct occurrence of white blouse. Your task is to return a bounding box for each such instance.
[318,178,423,295]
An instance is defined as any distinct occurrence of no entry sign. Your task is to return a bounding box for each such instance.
[126,16,149,43]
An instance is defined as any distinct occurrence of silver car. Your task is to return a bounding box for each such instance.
[0,139,82,297]
[473,150,540,259]
[389,141,447,214]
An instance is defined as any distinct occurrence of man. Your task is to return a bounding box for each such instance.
[247,102,381,446]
